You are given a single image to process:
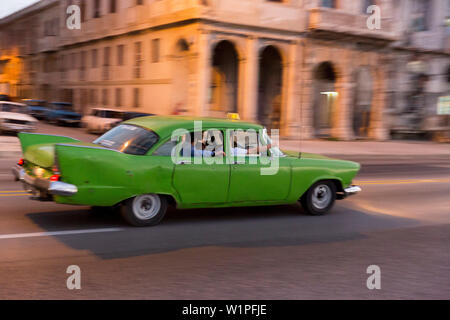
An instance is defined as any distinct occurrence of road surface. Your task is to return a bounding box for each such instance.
[0,123,449,299]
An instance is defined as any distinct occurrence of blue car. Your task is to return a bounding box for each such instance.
[45,102,82,126]
[22,99,48,120]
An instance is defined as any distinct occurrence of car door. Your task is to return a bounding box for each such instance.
[227,130,291,202]
[172,130,230,204]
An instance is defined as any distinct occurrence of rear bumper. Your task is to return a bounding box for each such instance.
[12,165,78,198]
[344,185,361,197]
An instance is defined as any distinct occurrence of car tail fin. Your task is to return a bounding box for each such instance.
[18,132,80,154]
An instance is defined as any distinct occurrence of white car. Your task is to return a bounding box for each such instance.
[0,102,37,134]
[82,107,125,134]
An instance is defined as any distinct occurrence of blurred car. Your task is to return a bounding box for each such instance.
[111,111,155,128]
[22,99,48,120]
[82,108,125,134]
[11,116,361,227]
[0,102,37,134]
[45,102,82,126]
[0,94,11,102]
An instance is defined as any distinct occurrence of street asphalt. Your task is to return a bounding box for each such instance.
[0,123,448,299]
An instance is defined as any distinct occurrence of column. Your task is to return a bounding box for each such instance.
[194,30,212,117]
[282,41,300,138]
[241,36,259,122]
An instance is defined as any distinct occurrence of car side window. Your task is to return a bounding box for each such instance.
[153,139,177,156]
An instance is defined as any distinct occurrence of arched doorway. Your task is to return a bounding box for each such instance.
[210,40,239,115]
[257,45,283,129]
[312,62,337,137]
[353,67,373,138]
[171,39,191,115]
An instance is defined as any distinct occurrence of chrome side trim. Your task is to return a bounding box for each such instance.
[344,185,362,196]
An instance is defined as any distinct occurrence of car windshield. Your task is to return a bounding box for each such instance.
[93,124,159,155]
[0,103,28,114]
[103,111,124,119]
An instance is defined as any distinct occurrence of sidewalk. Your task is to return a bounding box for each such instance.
[280,139,450,156]
[1,135,449,159]
[0,136,21,159]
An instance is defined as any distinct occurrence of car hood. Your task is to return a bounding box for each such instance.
[25,141,98,169]
[0,112,37,122]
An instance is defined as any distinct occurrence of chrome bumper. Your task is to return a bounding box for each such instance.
[12,166,78,198]
[12,165,25,182]
[344,185,362,197]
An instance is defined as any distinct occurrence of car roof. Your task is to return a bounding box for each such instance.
[0,101,27,107]
[125,115,263,139]
[91,107,125,112]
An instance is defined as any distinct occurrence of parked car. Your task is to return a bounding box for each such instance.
[0,102,37,134]
[110,111,155,128]
[12,116,361,227]
[0,94,11,102]
[82,108,126,134]
[22,99,48,120]
[45,102,82,126]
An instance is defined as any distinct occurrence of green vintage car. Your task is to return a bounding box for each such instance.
[12,116,361,227]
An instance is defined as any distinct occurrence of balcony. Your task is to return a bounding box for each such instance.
[308,8,398,41]
[37,36,59,53]
[204,0,304,32]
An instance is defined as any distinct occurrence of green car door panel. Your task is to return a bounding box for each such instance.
[228,156,292,202]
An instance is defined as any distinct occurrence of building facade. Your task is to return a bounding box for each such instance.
[0,0,449,140]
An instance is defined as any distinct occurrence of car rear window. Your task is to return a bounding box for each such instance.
[93,124,159,155]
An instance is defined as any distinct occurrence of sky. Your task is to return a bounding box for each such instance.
[0,0,40,19]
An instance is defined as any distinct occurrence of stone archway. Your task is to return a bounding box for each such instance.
[171,38,191,115]
[257,45,283,129]
[312,61,338,137]
[353,66,373,138]
[209,40,239,116]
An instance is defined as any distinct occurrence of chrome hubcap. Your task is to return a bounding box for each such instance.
[132,194,161,220]
[312,185,332,210]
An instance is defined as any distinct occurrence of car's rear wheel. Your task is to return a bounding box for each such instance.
[300,181,336,216]
[121,194,167,227]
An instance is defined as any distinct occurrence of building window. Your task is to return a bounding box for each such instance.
[110,0,117,13]
[411,0,431,32]
[92,49,98,68]
[321,0,336,8]
[90,89,98,105]
[72,52,78,69]
[94,0,101,18]
[133,88,140,108]
[362,0,375,13]
[80,51,86,80]
[115,88,122,107]
[151,39,160,63]
[117,44,125,66]
[134,42,143,79]
[103,47,111,80]
[80,0,86,22]
[102,88,109,106]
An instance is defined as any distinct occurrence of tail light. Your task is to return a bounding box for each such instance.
[17,158,24,166]
[50,174,61,182]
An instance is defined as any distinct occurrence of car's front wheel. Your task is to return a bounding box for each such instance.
[300,181,336,216]
[121,194,167,227]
